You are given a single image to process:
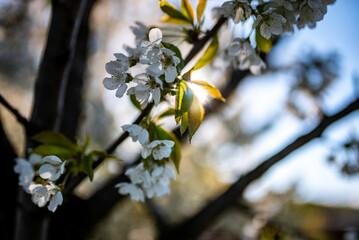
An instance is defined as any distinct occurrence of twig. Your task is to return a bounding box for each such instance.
[0,93,30,131]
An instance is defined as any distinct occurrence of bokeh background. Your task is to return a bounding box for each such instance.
[1,0,359,239]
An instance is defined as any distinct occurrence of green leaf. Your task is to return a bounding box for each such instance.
[192,34,219,71]
[162,41,184,72]
[196,0,207,22]
[31,144,74,159]
[154,125,181,173]
[159,0,190,22]
[191,80,226,102]
[81,155,94,181]
[181,0,194,23]
[130,94,142,111]
[180,112,188,134]
[256,27,272,53]
[157,108,175,120]
[31,131,78,151]
[188,94,204,142]
[175,81,194,121]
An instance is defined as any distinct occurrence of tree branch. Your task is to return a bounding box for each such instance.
[159,98,359,240]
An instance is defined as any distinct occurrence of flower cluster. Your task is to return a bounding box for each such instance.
[14,154,65,212]
[116,124,176,201]
[215,0,335,73]
[103,27,180,109]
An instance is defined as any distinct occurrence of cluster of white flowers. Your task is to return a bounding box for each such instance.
[228,39,266,75]
[103,27,180,109]
[215,0,334,73]
[14,154,65,212]
[116,124,176,201]
[116,162,176,202]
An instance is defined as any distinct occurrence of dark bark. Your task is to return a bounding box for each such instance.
[158,98,359,240]
[29,0,82,132]
[0,118,18,240]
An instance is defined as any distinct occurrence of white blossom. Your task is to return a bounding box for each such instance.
[296,0,331,29]
[253,8,286,39]
[14,158,35,192]
[28,182,63,212]
[116,162,176,200]
[130,21,148,43]
[228,39,266,75]
[115,183,145,202]
[38,155,66,181]
[28,184,52,208]
[145,164,176,198]
[213,0,252,23]
[142,140,174,160]
[122,124,149,145]
[48,190,63,212]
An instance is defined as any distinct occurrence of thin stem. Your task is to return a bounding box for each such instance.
[0,93,31,131]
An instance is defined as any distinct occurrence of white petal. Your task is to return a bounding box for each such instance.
[115,83,128,98]
[138,129,149,145]
[165,66,178,83]
[103,77,121,90]
[141,147,152,159]
[42,155,62,165]
[260,22,271,39]
[48,192,63,212]
[149,28,162,43]
[152,88,161,106]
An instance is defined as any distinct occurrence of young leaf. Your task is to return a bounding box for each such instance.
[161,15,191,25]
[196,0,207,22]
[89,150,108,158]
[192,34,219,71]
[81,155,94,181]
[191,80,226,102]
[181,0,194,23]
[175,81,194,120]
[162,41,184,72]
[154,125,181,173]
[130,94,142,111]
[159,0,190,23]
[188,94,204,142]
[180,112,188,134]
[31,131,78,151]
[255,27,272,53]
[31,144,74,159]
[157,108,175,120]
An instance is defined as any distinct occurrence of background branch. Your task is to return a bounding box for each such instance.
[159,98,359,240]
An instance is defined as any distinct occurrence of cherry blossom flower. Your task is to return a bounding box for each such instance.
[28,182,63,212]
[213,0,251,23]
[252,8,287,39]
[38,155,66,181]
[141,140,174,160]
